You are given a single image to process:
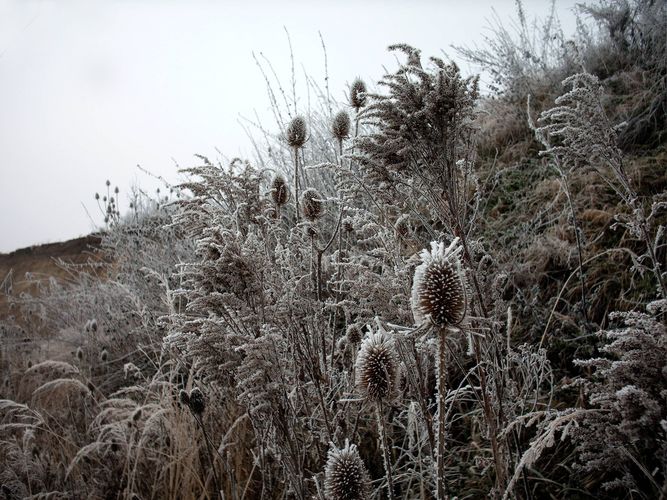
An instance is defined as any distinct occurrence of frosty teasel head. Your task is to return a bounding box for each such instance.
[286,115,308,149]
[181,387,206,415]
[349,78,367,111]
[271,174,290,206]
[301,188,325,221]
[411,238,467,327]
[324,439,371,500]
[356,330,398,402]
[332,110,351,140]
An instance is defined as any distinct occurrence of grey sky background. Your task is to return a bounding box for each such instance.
[0,0,578,253]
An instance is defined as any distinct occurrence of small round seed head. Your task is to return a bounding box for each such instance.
[286,115,307,149]
[331,110,351,140]
[188,388,206,415]
[179,389,190,407]
[346,324,362,345]
[106,180,111,187]
[356,331,398,402]
[95,193,100,200]
[271,175,290,206]
[131,408,142,422]
[411,239,467,327]
[349,79,367,110]
[324,440,371,500]
[100,348,108,362]
[301,188,324,221]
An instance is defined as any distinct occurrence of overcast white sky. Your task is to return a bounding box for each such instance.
[0,0,579,253]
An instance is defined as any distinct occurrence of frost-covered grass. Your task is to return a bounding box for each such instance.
[1,1,665,499]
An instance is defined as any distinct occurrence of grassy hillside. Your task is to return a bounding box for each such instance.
[1,1,665,499]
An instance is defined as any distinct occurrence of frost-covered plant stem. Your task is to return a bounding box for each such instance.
[376,400,395,500]
[193,413,222,498]
[556,161,589,324]
[436,328,448,500]
[294,146,300,224]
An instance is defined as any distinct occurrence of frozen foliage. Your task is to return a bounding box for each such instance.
[1,2,666,498]
[572,300,667,496]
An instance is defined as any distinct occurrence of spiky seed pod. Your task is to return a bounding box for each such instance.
[349,78,367,110]
[271,175,290,206]
[324,440,371,500]
[411,238,467,327]
[301,188,324,221]
[188,387,206,415]
[346,324,362,345]
[286,116,307,149]
[332,110,351,140]
[131,408,142,422]
[356,331,398,402]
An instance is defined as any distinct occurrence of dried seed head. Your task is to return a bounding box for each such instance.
[179,389,190,406]
[76,347,84,361]
[301,188,324,221]
[356,331,397,402]
[271,175,290,206]
[332,110,351,140]
[131,408,142,422]
[286,116,307,149]
[188,387,206,415]
[346,324,362,345]
[100,348,108,362]
[324,440,371,500]
[349,78,367,110]
[411,239,467,327]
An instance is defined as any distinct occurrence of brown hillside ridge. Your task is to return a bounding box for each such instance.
[0,234,104,321]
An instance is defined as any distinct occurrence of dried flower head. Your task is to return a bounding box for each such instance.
[346,324,362,345]
[332,110,351,140]
[411,239,467,327]
[286,116,307,149]
[301,188,324,221]
[356,331,397,402]
[349,78,367,110]
[271,175,290,206]
[188,387,206,415]
[324,440,371,500]
[179,389,190,407]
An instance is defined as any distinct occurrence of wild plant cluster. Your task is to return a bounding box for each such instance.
[0,1,665,499]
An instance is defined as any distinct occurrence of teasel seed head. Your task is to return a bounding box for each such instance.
[356,331,398,402]
[332,110,351,140]
[301,188,324,221]
[188,387,206,415]
[286,115,307,149]
[179,389,190,407]
[271,175,290,206]
[349,78,367,111]
[324,440,371,500]
[346,324,362,345]
[411,238,467,327]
